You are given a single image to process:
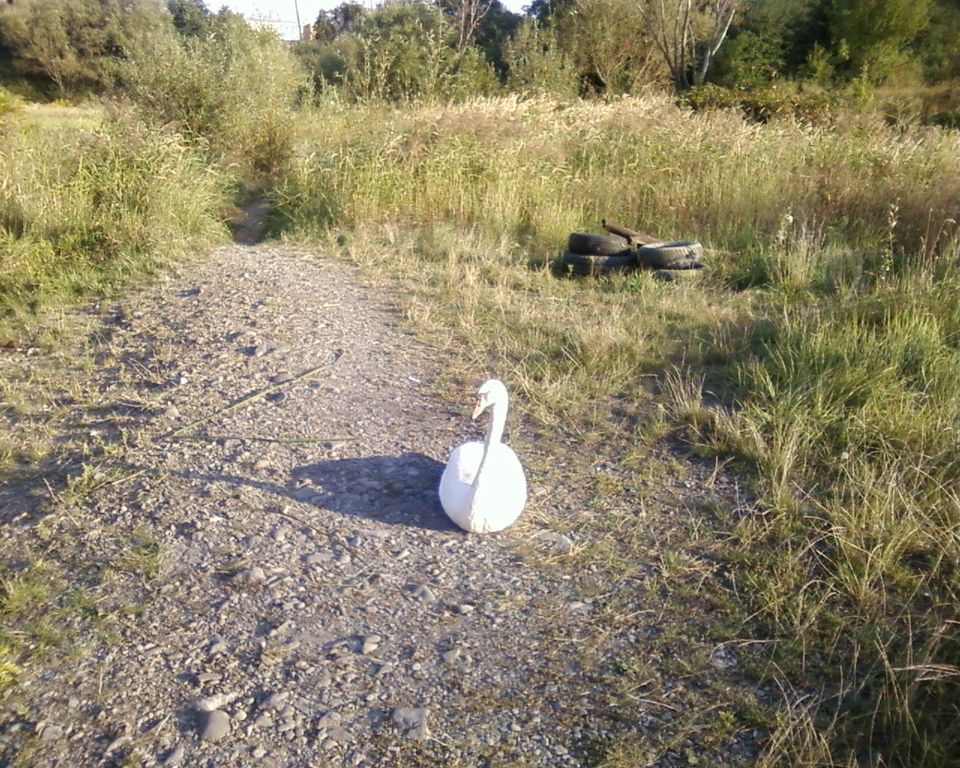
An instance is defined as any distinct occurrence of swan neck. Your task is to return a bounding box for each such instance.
[472,399,507,490]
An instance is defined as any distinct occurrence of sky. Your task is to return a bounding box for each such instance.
[218,0,529,39]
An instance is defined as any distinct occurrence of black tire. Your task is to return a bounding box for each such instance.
[636,241,705,269]
[567,232,632,255]
[560,250,636,276]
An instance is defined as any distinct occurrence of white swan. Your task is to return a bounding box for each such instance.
[438,379,527,533]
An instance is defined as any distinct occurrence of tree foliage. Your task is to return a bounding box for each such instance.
[0,0,954,109]
[167,0,212,38]
[300,0,500,102]
[124,12,310,174]
[0,0,165,94]
[827,0,931,80]
[651,0,740,89]
[550,0,662,93]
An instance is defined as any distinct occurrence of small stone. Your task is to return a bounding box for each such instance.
[200,710,230,742]
[252,746,267,758]
[163,405,181,420]
[235,566,266,585]
[262,691,290,710]
[361,635,381,655]
[316,711,341,730]
[412,584,437,603]
[194,692,238,712]
[441,648,460,664]
[328,726,352,743]
[534,530,574,554]
[457,603,476,615]
[304,552,332,566]
[710,645,738,670]
[197,672,222,685]
[393,707,429,741]
[40,724,64,741]
[105,735,130,754]
[253,713,274,729]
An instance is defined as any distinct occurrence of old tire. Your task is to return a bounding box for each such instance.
[560,250,636,276]
[567,232,632,255]
[636,241,705,269]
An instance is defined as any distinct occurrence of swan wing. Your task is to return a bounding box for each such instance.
[439,442,484,530]
[469,444,527,533]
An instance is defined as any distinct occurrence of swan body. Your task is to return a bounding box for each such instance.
[439,379,527,533]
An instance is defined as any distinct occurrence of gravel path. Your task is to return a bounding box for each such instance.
[0,240,764,766]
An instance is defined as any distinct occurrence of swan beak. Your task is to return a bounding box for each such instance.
[471,397,485,420]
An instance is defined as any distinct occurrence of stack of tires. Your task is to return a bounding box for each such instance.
[561,233,707,281]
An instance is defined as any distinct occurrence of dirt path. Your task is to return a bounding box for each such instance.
[0,239,764,766]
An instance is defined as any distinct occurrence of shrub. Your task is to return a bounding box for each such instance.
[124,13,310,177]
[684,83,840,123]
[504,22,579,99]
[0,86,23,123]
[0,0,166,95]
[0,113,225,334]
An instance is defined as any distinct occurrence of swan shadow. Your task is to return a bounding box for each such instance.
[174,452,457,532]
[291,453,457,532]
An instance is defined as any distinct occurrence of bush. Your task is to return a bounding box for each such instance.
[124,13,310,177]
[337,1,499,102]
[0,0,166,95]
[0,86,24,123]
[0,113,226,333]
[504,22,579,99]
[684,83,840,123]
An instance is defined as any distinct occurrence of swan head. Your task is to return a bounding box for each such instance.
[472,378,509,420]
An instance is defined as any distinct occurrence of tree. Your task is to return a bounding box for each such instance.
[650,0,739,90]
[167,0,212,38]
[915,0,960,80]
[339,0,497,101]
[471,0,522,76]
[448,0,495,53]
[827,0,930,81]
[327,3,368,37]
[0,0,166,94]
[551,0,661,93]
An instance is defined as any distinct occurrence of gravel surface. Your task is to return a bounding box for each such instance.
[0,238,766,766]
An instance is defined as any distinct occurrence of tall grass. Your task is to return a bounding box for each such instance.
[694,260,960,764]
[0,110,227,341]
[274,95,960,764]
[278,95,958,260]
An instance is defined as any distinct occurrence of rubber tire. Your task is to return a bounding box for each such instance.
[567,232,632,256]
[636,241,705,269]
[560,250,636,276]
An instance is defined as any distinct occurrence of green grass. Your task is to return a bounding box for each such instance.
[0,104,228,346]
[273,94,960,766]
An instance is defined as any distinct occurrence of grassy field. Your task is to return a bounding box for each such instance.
[273,95,960,765]
[2,93,958,764]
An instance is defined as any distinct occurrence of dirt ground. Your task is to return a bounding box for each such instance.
[0,230,768,766]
